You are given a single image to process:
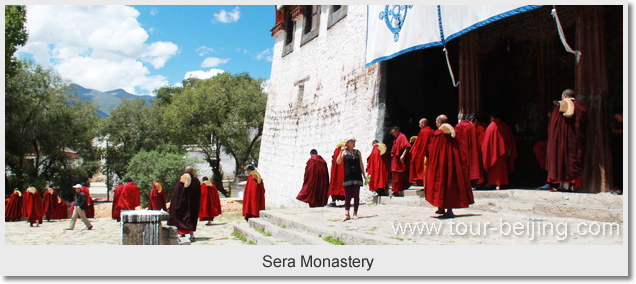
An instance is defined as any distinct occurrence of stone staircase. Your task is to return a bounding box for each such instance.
[232,187,623,245]
[375,186,623,223]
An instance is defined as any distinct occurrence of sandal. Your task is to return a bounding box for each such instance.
[342,214,350,222]
[352,213,359,220]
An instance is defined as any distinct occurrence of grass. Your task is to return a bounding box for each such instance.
[256,227,272,237]
[323,236,345,245]
[389,236,404,241]
[232,231,256,245]
[279,224,286,229]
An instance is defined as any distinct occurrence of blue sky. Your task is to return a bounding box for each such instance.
[17,5,275,96]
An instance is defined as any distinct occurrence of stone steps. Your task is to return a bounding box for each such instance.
[232,223,291,245]
[248,218,330,245]
[259,210,403,245]
[375,189,623,223]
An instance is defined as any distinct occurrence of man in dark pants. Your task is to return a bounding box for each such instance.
[66,184,93,230]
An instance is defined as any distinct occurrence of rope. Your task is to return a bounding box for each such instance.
[551,7,581,63]
[443,46,460,87]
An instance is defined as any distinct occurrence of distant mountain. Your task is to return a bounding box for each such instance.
[69,84,155,117]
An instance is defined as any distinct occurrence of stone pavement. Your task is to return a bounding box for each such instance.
[5,212,247,245]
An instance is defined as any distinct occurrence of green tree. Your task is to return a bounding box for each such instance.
[125,150,193,207]
[99,98,172,179]
[163,73,266,194]
[5,60,100,197]
[5,5,28,77]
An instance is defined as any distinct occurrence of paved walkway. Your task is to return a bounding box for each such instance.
[5,212,247,245]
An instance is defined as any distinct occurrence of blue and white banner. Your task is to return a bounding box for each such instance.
[365,5,543,66]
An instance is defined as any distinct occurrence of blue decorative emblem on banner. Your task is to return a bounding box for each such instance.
[379,5,413,42]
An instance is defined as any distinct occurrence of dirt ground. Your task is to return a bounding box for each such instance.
[93,198,243,218]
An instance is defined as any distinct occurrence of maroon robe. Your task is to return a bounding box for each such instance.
[56,198,68,219]
[112,182,141,222]
[425,125,474,209]
[243,172,265,220]
[391,133,411,193]
[200,181,222,220]
[22,189,43,225]
[42,189,59,221]
[5,191,22,221]
[328,146,345,201]
[148,183,167,211]
[366,144,390,191]
[80,187,95,218]
[455,120,483,181]
[533,140,548,171]
[297,155,330,207]
[409,126,435,185]
[481,119,517,186]
[168,173,202,232]
[111,184,124,220]
[546,100,588,183]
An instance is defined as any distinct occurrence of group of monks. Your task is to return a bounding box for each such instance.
[166,165,264,242]
[4,185,78,226]
[295,89,586,218]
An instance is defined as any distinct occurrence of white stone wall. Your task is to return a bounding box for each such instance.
[259,5,385,209]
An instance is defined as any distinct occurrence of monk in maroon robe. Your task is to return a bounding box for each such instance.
[80,185,95,218]
[168,166,202,241]
[112,178,141,222]
[546,89,588,192]
[481,116,517,190]
[22,185,44,227]
[148,180,167,211]
[111,183,124,220]
[328,142,346,205]
[5,188,23,221]
[42,187,59,221]
[200,176,222,224]
[390,126,411,196]
[56,197,68,219]
[367,140,390,194]
[409,119,435,185]
[297,149,330,207]
[425,115,474,218]
[243,166,265,221]
[455,114,484,187]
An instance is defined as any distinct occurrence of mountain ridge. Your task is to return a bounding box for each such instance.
[69,83,155,117]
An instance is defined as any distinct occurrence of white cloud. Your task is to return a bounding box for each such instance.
[150,7,158,16]
[185,68,225,80]
[213,6,240,23]
[255,48,273,62]
[201,57,229,68]
[196,46,215,56]
[17,5,178,95]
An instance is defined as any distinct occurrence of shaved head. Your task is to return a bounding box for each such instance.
[185,166,194,174]
[419,118,428,128]
[562,89,575,98]
[436,115,448,127]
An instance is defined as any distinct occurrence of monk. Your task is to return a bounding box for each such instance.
[367,140,390,195]
[546,89,588,192]
[455,114,483,188]
[243,166,265,221]
[148,179,167,211]
[42,187,59,221]
[390,126,411,196]
[296,149,330,207]
[80,184,95,218]
[5,188,23,221]
[112,178,140,222]
[22,185,44,227]
[409,119,435,186]
[111,182,124,220]
[327,142,346,206]
[481,115,517,190]
[425,115,474,218]
[168,166,201,241]
[200,176,222,225]
[56,196,68,219]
